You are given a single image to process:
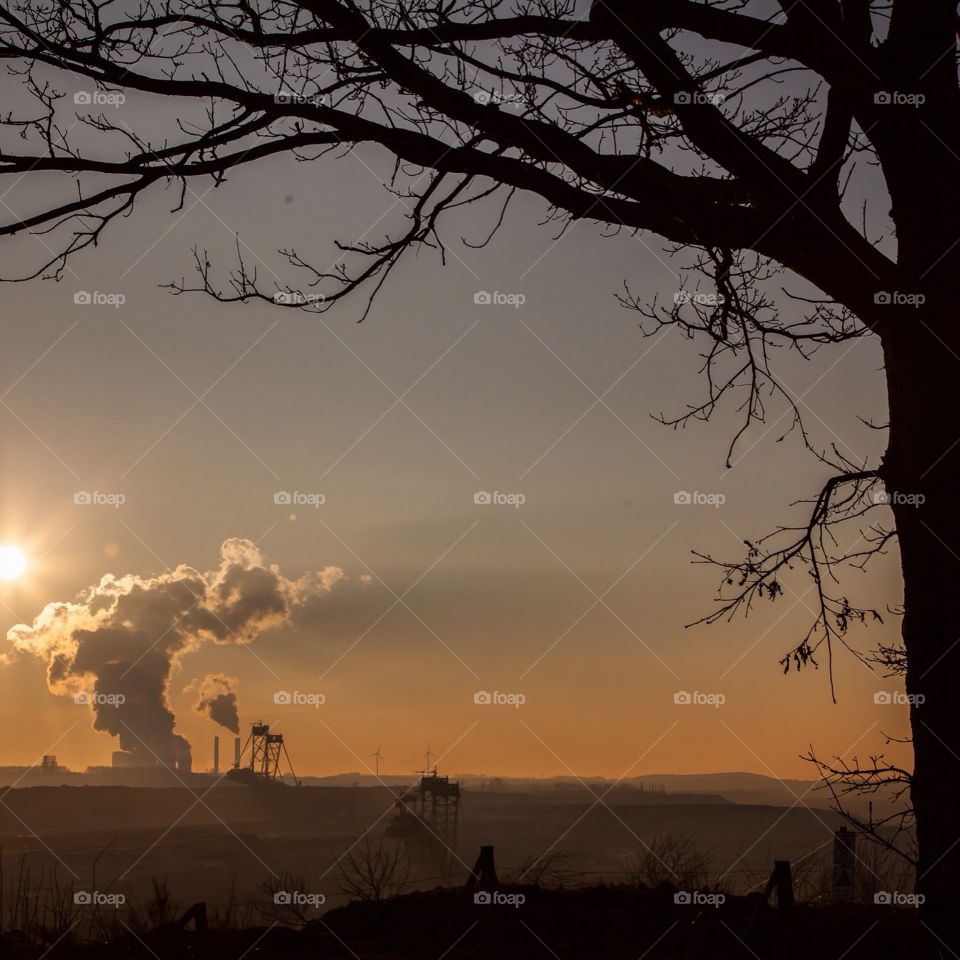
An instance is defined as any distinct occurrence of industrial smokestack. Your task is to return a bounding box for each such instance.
[213,735,220,775]
[234,736,241,769]
[6,539,342,785]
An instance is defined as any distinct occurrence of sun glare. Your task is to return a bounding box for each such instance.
[0,545,27,580]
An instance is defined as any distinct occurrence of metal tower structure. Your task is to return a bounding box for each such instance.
[250,723,284,780]
[227,722,299,786]
[410,770,461,851]
[387,763,462,877]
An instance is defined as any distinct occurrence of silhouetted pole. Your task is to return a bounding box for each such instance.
[772,860,794,910]
[465,845,498,894]
[175,902,208,933]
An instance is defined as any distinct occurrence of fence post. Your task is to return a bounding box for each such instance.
[772,860,794,909]
[464,845,498,895]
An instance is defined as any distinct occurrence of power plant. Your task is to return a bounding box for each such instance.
[111,750,192,772]
[7,720,300,787]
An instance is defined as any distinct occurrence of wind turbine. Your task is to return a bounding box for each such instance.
[372,745,383,778]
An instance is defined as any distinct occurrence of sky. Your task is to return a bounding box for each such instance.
[0,124,909,781]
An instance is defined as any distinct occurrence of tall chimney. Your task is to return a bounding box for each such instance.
[234,736,241,769]
[213,735,220,775]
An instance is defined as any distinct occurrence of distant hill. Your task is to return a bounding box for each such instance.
[297,770,836,810]
[628,772,826,807]
[0,767,842,811]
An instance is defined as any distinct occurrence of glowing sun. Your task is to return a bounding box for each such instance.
[0,546,27,580]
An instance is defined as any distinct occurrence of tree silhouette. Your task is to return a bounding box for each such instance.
[1,0,958,948]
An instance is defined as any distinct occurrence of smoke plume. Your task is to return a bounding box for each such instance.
[192,673,240,734]
[7,539,344,770]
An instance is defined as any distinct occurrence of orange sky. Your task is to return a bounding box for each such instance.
[0,155,908,783]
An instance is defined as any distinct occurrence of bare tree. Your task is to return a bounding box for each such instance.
[855,840,916,906]
[806,743,917,866]
[623,832,714,891]
[1,0,959,947]
[336,836,411,903]
[515,850,583,889]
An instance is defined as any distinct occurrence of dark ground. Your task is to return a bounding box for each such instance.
[0,886,932,960]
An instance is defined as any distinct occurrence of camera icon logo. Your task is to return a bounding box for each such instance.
[874,691,893,705]
[274,491,292,505]
[674,891,692,904]
[474,891,492,905]
[673,491,692,505]
[473,91,492,105]
[874,291,892,305]
[74,891,92,905]
[874,92,892,105]
[874,891,892,905]
[74,491,92,505]
[274,691,292,705]
[473,291,492,305]
[673,691,692,705]
[474,691,492,705]
[73,291,92,305]
[73,691,92,705]
[474,491,492,505]
[274,891,292,904]
[73,91,92,105]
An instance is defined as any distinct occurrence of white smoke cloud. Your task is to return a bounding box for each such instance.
[6,539,345,770]
[190,673,240,734]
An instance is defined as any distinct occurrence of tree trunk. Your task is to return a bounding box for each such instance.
[883,308,960,952]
